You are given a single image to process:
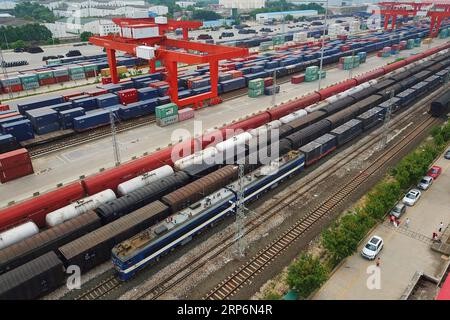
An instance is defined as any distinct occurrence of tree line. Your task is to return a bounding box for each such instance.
[0,24,53,49]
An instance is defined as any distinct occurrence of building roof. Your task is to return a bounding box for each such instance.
[257,10,318,16]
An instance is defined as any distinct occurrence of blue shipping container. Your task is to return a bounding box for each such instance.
[59,107,86,129]
[73,110,112,131]
[17,96,65,114]
[35,122,60,135]
[96,94,119,108]
[26,108,59,128]
[137,87,159,100]
[0,115,26,129]
[72,97,98,111]
[2,120,34,142]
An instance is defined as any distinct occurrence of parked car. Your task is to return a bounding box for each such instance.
[361,235,383,260]
[417,176,433,190]
[390,202,406,218]
[427,166,442,179]
[402,189,422,206]
[66,50,82,57]
[197,34,213,40]
[13,47,24,53]
[445,149,450,160]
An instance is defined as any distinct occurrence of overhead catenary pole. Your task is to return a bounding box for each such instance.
[110,110,121,166]
[381,90,395,149]
[234,163,246,259]
[272,69,277,107]
[318,0,328,90]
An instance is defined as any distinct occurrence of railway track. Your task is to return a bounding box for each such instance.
[203,116,439,300]
[70,84,445,301]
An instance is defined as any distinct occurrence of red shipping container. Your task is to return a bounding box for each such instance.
[85,70,96,78]
[0,112,19,120]
[102,77,112,85]
[55,75,70,83]
[39,78,57,86]
[0,148,31,171]
[3,84,23,93]
[0,104,9,111]
[85,88,108,97]
[187,77,203,88]
[178,108,195,121]
[228,70,243,79]
[264,77,273,87]
[340,45,351,52]
[118,88,138,105]
[377,51,383,57]
[0,163,34,183]
[291,75,305,84]
[149,81,169,88]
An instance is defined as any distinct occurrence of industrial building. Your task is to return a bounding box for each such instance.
[219,0,266,10]
[256,10,319,22]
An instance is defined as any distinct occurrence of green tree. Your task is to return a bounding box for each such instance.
[264,291,282,300]
[11,39,26,49]
[286,254,328,299]
[192,9,222,21]
[14,2,56,23]
[80,31,94,42]
[284,14,294,22]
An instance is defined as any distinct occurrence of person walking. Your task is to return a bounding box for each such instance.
[405,218,410,228]
[438,222,444,233]
[376,257,381,267]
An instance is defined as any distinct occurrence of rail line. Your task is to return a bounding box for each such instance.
[203,116,439,300]
[70,86,444,301]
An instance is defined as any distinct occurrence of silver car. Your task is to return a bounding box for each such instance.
[390,202,406,218]
[417,176,433,190]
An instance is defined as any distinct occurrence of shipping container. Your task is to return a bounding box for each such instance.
[73,109,112,132]
[96,93,120,108]
[1,120,34,142]
[59,107,86,130]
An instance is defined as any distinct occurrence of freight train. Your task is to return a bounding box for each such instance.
[0,42,448,238]
[0,52,449,299]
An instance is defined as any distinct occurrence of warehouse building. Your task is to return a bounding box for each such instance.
[219,0,266,9]
[256,10,318,22]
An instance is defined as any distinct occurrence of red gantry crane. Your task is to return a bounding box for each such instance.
[89,17,249,108]
[376,2,450,37]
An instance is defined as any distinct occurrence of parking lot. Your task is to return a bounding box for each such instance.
[314,148,450,300]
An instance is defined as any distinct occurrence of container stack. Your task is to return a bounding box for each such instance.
[406,39,415,49]
[0,148,34,183]
[399,40,407,50]
[264,85,280,96]
[259,41,273,52]
[156,103,178,127]
[293,32,307,43]
[305,66,319,82]
[349,20,361,34]
[352,55,360,68]
[26,108,60,135]
[273,35,285,46]
[414,38,421,47]
[69,66,86,81]
[382,47,392,57]
[357,52,367,63]
[178,107,194,122]
[59,108,86,130]
[19,74,40,91]
[1,78,22,93]
[83,64,99,78]
[248,78,265,98]
[53,68,70,83]
[101,66,127,77]
[36,70,56,86]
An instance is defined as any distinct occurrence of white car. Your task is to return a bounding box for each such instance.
[417,176,433,190]
[402,189,422,206]
[361,236,384,260]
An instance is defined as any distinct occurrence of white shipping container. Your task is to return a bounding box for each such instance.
[117,165,174,195]
[0,221,39,250]
[46,189,116,227]
[155,16,168,24]
[136,46,156,60]
[132,27,160,39]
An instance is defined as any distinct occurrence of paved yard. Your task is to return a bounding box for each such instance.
[314,149,450,300]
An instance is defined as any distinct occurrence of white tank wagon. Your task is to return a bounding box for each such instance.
[117,165,174,196]
[46,189,116,227]
[174,147,219,171]
[279,109,307,124]
[215,132,252,154]
[0,221,39,250]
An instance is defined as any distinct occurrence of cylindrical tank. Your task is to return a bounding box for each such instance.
[280,109,307,124]
[249,120,282,137]
[46,189,116,227]
[117,165,174,196]
[174,147,218,171]
[305,101,328,113]
[215,132,252,153]
[0,221,39,250]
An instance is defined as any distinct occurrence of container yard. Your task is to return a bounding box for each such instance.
[0,2,449,306]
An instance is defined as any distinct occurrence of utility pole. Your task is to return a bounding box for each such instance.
[381,90,395,149]
[318,0,328,90]
[234,164,246,259]
[110,110,121,166]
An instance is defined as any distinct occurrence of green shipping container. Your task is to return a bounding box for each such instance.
[83,64,98,72]
[157,114,178,127]
[37,71,54,80]
[248,78,264,90]
[305,66,318,75]
[318,71,326,79]
[69,66,85,75]
[305,74,318,82]
[19,74,39,84]
[155,103,178,119]
[248,88,264,98]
